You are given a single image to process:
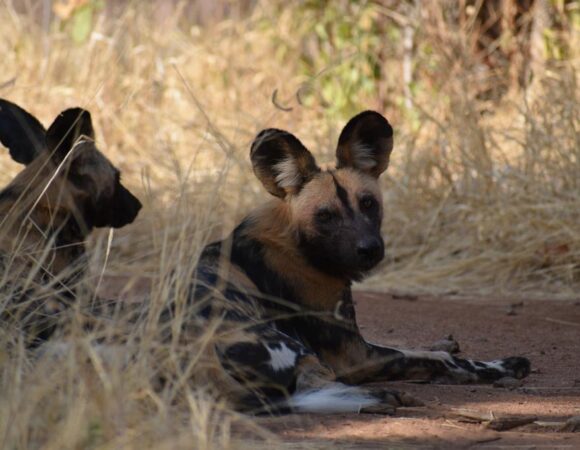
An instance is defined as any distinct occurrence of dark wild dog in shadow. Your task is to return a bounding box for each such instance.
[0,99,142,346]
[187,111,531,414]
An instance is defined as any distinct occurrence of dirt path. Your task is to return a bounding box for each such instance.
[259,292,580,449]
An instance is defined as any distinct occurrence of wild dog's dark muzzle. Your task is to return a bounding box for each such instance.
[356,236,384,270]
[91,183,142,229]
[109,184,142,228]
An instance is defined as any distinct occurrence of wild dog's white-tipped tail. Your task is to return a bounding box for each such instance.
[289,384,380,414]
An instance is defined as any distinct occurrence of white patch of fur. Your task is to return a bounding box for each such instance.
[290,384,379,414]
[267,342,298,372]
[274,158,302,189]
[400,349,507,382]
[351,141,377,170]
[485,359,508,371]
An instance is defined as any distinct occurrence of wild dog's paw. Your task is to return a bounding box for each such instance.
[435,352,532,384]
[471,356,531,382]
[361,387,424,414]
[497,356,531,379]
[397,390,425,407]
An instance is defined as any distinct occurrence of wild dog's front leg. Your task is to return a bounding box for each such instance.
[359,343,530,384]
[288,316,531,385]
[330,337,531,385]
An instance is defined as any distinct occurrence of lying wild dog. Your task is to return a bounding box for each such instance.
[187,111,531,414]
[0,99,142,345]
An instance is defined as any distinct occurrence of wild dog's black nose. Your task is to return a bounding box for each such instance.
[112,185,142,228]
[356,238,383,261]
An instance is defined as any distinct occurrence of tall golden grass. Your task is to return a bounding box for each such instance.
[0,1,578,448]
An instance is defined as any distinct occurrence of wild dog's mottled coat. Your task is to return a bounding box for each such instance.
[188,111,531,414]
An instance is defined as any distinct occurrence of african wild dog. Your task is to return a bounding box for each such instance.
[0,98,142,345]
[189,111,531,413]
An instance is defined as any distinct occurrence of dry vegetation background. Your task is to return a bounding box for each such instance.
[0,0,578,448]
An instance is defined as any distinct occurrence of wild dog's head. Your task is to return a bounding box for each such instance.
[0,99,142,235]
[250,111,393,281]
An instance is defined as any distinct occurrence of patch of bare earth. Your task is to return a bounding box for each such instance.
[259,293,580,449]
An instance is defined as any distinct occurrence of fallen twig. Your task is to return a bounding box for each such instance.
[450,409,539,432]
[474,436,502,445]
[449,408,492,423]
[544,317,580,327]
[486,415,538,431]
[534,420,567,428]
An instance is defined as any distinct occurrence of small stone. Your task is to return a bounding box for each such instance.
[391,292,418,301]
[493,377,523,389]
[506,307,517,316]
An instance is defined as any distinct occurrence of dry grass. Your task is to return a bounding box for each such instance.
[0,1,578,448]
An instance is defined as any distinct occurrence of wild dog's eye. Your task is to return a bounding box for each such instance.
[316,208,335,224]
[69,172,91,190]
[359,196,377,211]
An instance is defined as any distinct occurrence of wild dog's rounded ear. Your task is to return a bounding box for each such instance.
[0,98,47,165]
[46,108,95,162]
[250,129,320,198]
[336,111,394,178]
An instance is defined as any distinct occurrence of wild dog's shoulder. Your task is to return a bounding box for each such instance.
[197,219,266,288]
[194,219,299,316]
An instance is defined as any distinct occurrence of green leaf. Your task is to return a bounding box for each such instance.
[71,5,93,44]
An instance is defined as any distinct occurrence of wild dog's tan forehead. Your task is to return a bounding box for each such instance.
[332,168,381,197]
[296,172,335,204]
[291,168,380,212]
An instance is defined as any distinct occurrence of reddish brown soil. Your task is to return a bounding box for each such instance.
[259,292,580,449]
